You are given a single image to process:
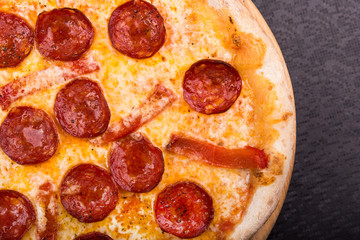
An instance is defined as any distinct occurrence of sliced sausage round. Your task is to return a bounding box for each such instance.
[108,0,166,59]
[0,190,36,240]
[54,78,110,138]
[155,181,214,238]
[183,59,242,114]
[0,12,34,68]
[74,232,113,240]
[60,164,118,223]
[109,133,164,193]
[35,8,94,61]
[0,106,58,165]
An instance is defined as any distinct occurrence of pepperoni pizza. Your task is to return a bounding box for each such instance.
[0,0,295,239]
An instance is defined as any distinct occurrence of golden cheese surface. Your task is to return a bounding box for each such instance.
[0,0,285,239]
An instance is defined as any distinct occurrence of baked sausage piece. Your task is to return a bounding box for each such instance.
[0,12,34,67]
[0,190,36,240]
[0,106,59,165]
[108,0,166,59]
[155,181,214,238]
[183,59,242,114]
[35,8,94,61]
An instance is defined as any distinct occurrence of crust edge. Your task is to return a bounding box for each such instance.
[207,0,296,239]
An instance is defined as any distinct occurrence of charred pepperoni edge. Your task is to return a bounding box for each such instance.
[183,59,242,114]
[109,133,164,193]
[0,190,36,240]
[0,57,100,111]
[155,181,214,238]
[54,78,111,138]
[0,12,34,68]
[91,84,176,145]
[108,0,166,59]
[166,134,268,169]
[35,8,94,61]
[0,106,59,165]
[74,232,113,240]
[59,164,118,223]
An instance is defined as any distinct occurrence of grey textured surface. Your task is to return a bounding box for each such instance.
[251,0,360,239]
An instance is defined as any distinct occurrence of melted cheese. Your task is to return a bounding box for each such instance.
[0,0,282,239]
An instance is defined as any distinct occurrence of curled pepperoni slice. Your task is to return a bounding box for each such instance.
[74,232,113,240]
[0,12,34,68]
[155,181,214,238]
[109,133,164,193]
[0,190,36,240]
[108,0,166,59]
[60,164,118,223]
[54,78,110,138]
[0,106,58,165]
[183,59,242,114]
[35,8,94,61]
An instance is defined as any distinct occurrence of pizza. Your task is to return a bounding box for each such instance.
[0,0,296,239]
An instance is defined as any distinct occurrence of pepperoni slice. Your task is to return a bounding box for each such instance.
[0,106,59,165]
[0,190,36,240]
[155,181,214,238]
[183,59,242,114]
[109,133,164,193]
[108,0,166,59]
[54,78,110,138]
[60,164,118,223]
[74,232,113,240]
[35,8,94,61]
[0,12,34,68]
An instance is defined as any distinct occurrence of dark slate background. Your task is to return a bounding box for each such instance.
[251,0,360,239]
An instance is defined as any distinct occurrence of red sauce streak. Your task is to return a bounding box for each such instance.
[166,134,268,169]
[91,84,176,145]
[37,182,58,240]
[0,57,100,110]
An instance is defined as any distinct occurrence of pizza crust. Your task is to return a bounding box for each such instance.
[207,0,296,239]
